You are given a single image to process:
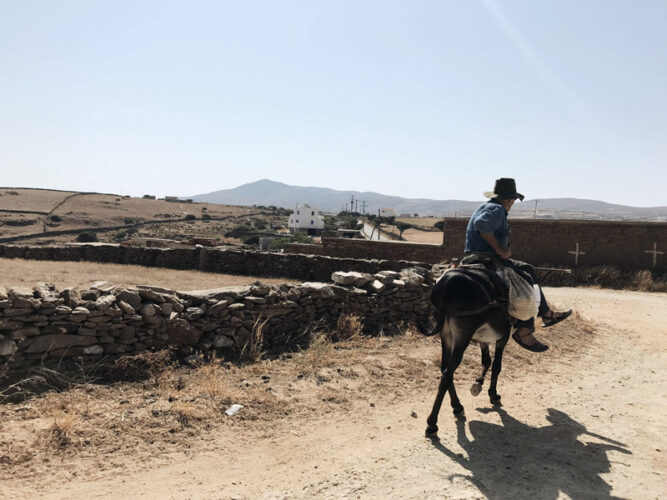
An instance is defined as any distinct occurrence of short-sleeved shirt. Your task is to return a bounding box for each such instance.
[464,199,510,254]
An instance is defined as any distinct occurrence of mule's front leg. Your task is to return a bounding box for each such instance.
[488,336,509,406]
[470,343,491,397]
[426,341,467,435]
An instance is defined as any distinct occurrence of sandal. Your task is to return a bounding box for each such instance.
[512,331,549,353]
[542,309,573,328]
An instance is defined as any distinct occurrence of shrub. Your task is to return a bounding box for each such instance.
[76,231,98,242]
[184,214,196,221]
[49,215,62,223]
[242,235,259,245]
[202,213,212,220]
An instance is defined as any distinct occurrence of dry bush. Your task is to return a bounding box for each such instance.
[171,402,210,428]
[238,316,269,363]
[40,411,79,450]
[101,350,174,382]
[332,314,363,342]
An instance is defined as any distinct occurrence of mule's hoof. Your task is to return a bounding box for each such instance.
[470,382,482,397]
[490,394,502,406]
[425,425,438,436]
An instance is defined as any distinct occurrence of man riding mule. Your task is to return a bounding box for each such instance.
[464,178,572,352]
[424,178,572,435]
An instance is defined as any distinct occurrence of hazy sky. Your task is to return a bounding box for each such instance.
[1,0,666,206]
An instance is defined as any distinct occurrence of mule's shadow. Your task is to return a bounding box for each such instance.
[429,407,631,500]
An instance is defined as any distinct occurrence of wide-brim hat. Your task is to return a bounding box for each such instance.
[483,178,525,201]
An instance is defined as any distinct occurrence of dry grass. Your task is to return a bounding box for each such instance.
[0,314,597,480]
[0,257,298,291]
[332,314,363,342]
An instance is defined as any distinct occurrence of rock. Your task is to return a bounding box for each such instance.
[209,300,229,315]
[184,307,204,320]
[0,339,18,356]
[60,288,80,307]
[228,303,245,311]
[138,289,166,304]
[55,305,72,315]
[33,282,57,299]
[250,284,270,296]
[81,289,101,301]
[213,334,234,348]
[23,334,97,353]
[140,304,157,317]
[159,303,172,315]
[374,273,395,285]
[9,327,40,340]
[118,300,135,315]
[116,290,142,311]
[411,410,418,418]
[331,272,356,286]
[167,324,202,346]
[370,280,386,293]
[224,404,243,416]
[82,345,104,355]
[90,281,115,293]
[95,294,116,311]
[245,296,266,304]
[0,286,7,301]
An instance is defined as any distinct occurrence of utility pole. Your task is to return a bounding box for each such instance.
[354,199,359,213]
[361,201,367,214]
[533,200,539,219]
[350,195,355,213]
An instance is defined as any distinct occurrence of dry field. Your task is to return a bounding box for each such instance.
[1,287,665,499]
[0,188,284,242]
[0,258,297,291]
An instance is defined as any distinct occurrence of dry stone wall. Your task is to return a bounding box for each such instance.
[0,244,425,282]
[0,268,432,381]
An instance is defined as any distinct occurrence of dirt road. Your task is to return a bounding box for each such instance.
[4,287,666,499]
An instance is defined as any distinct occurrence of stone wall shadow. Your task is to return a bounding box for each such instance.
[428,407,631,500]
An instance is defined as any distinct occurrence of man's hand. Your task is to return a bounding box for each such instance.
[479,232,512,259]
[497,247,512,259]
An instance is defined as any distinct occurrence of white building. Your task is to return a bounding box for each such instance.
[380,207,397,217]
[288,203,325,235]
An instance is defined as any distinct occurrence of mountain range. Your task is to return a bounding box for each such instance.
[190,179,667,221]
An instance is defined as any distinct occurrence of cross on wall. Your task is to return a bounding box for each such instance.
[644,242,664,268]
[568,243,586,266]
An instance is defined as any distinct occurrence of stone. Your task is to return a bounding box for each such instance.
[81,289,101,301]
[159,303,172,315]
[55,305,72,315]
[245,296,266,304]
[91,281,115,293]
[184,307,204,320]
[116,290,142,311]
[23,334,97,353]
[78,328,97,336]
[213,334,234,348]
[139,289,166,304]
[167,324,202,345]
[118,300,135,314]
[331,272,356,286]
[95,294,116,311]
[0,339,18,356]
[250,284,270,296]
[209,300,229,315]
[370,280,386,293]
[140,304,157,317]
[60,288,80,307]
[0,286,7,301]
[9,327,40,340]
[82,345,104,355]
[228,303,245,311]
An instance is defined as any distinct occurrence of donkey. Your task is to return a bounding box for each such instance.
[424,265,511,436]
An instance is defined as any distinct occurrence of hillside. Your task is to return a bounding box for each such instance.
[191,179,667,221]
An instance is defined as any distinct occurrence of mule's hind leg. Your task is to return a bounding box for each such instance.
[470,343,491,397]
[488,335,509,406]
[426,321,470,435]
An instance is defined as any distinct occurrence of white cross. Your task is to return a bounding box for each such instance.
[644,242,664,268]
[568,242,586,266]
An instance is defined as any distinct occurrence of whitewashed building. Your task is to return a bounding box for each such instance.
[288,203,325,236]
[380,207,397,217]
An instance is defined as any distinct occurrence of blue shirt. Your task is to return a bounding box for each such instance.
[464,199,510,254]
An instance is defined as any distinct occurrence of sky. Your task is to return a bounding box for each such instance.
[1,0,666,206]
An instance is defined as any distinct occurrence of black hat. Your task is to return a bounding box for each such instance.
[484,178,524,201]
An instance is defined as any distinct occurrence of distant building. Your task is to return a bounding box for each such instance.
[288,203,325,236]
[142,194,156,200]
[165,196,179,202]
[380,208,397,217]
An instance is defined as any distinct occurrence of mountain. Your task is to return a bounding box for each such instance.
[190,179,667,221]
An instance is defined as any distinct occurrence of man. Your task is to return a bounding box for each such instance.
[463,178,572,352]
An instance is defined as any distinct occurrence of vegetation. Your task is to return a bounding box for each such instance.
[268,232,313,250]
[184,214,196,221]
[49,215,62,223]
[76,231,99,243]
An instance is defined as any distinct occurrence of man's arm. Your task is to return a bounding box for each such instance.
[479,232,512,259]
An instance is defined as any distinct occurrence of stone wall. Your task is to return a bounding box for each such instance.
[0,269,432,381]
[0,244,427,282]
[287,219,667,270]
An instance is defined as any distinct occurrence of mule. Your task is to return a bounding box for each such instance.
[424,266,511,436]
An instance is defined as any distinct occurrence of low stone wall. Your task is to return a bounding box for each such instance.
[0,244,427,282]
[0,268,432,381]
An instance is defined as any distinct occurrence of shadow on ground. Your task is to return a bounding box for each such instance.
[429,407,631,499]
